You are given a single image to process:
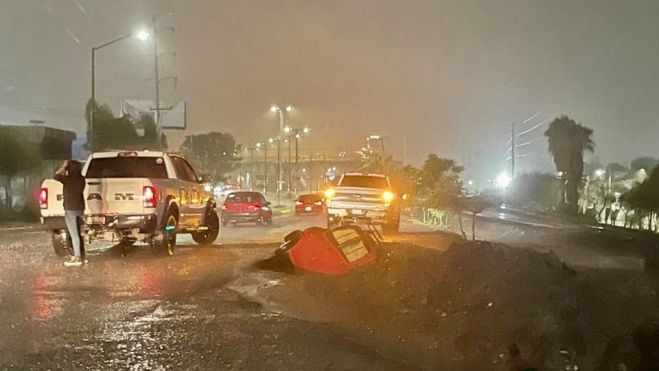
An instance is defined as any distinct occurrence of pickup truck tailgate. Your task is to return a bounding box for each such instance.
[85,178,148,215]
[330,187,385,209]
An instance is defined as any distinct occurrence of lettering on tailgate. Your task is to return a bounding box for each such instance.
[114,193,135,201]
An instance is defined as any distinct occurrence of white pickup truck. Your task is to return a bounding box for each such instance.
[39,151,219,256]
[324,173,400,233]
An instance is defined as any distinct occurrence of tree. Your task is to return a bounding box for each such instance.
[0,134,40,212]
[463,195,493,241]
[418,154,467,238]
[85,99,115,151]
[180,132,241,182]
[630,157,659,173]
[360,153,396,175]
[544,115,594,215]
[621,167,659,231]
[85,98,166,151]
[134,114,166,150]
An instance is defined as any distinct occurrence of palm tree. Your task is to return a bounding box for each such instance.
[544,116,594,215]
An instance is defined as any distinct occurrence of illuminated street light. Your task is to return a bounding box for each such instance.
[285,105,294,112]
[594,169,605,177]
[270,105,279,113]
[136,30,150,41]
[268,137,274,144]
[284,126,291,133]
[495,173,512,189]
[303,127,311,134]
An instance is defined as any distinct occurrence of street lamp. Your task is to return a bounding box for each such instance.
[136,30,150,41]
[269,104,294,204]
[90,29,150,151]
[284,126,311,195]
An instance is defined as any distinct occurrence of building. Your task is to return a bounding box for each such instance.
[0,124,77,218]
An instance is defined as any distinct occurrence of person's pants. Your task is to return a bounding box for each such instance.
[64,210,84,258]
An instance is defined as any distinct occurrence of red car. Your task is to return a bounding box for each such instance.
[221,191,273,226]
[295,193,325,215]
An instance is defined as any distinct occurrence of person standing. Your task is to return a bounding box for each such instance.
[54,160,86,267]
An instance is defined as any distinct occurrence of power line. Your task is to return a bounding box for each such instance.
[515,136,544,148]
[521,110,543,125]
[515,117,550,137]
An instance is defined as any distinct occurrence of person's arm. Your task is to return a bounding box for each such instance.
[54,160,68,183]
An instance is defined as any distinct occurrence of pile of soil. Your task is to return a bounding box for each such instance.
[260,240,659,370]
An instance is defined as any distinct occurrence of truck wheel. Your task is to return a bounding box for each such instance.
[327,215,339,229]
[192,208,219,245]
[150,213,178,256]
[51,230,73,257]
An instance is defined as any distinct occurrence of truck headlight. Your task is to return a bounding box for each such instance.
[324,188,336,199]
[383,191,395,202]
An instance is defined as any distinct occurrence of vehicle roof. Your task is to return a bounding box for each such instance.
[90,150,169,159]
[227,191,264,196]
[343,173,387,177]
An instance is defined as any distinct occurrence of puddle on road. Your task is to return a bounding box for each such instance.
[226,270,284,315]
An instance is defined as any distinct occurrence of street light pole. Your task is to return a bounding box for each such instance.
[152,15,161,134]
[294,134,299,193]
[263,143,268,194]
[90,48,95,151]
[287,136,292,197]
[270,105,293,204]
[278,110,283,203]
[89,31,147,152]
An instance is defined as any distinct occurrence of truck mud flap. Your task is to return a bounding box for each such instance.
[272,225,378,275]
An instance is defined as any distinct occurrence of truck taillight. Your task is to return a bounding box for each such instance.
[39,188,48,209]
[143,186,157,208]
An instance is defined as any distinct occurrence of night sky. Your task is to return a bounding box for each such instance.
[2,0,659,181]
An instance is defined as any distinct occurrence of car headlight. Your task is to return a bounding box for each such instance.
[324,188,336,199]
[383,191,395,202]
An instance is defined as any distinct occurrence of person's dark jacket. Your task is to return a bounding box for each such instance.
[54,162,86,211]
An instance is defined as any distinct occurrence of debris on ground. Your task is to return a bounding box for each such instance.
[259,239,659,370]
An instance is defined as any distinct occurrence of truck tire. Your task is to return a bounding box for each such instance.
[327,215,339,229]
[150,212,178,256]
[51,230,73,257]
[192,207,220,245]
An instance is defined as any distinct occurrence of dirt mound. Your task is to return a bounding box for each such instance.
[261,241,659,370]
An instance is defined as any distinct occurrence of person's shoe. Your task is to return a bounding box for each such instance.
[64,256,83,267]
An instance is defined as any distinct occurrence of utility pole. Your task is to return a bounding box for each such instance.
[248,147,255,190]
[511,123,516,178]
[152,15,161,132]
[287,137,292,197]
[263,143,268,194]
[90,48,95,151]
[294,134,299,193]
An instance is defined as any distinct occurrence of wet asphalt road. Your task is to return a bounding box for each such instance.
[2,208,651,370]
[0,213,421,370]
